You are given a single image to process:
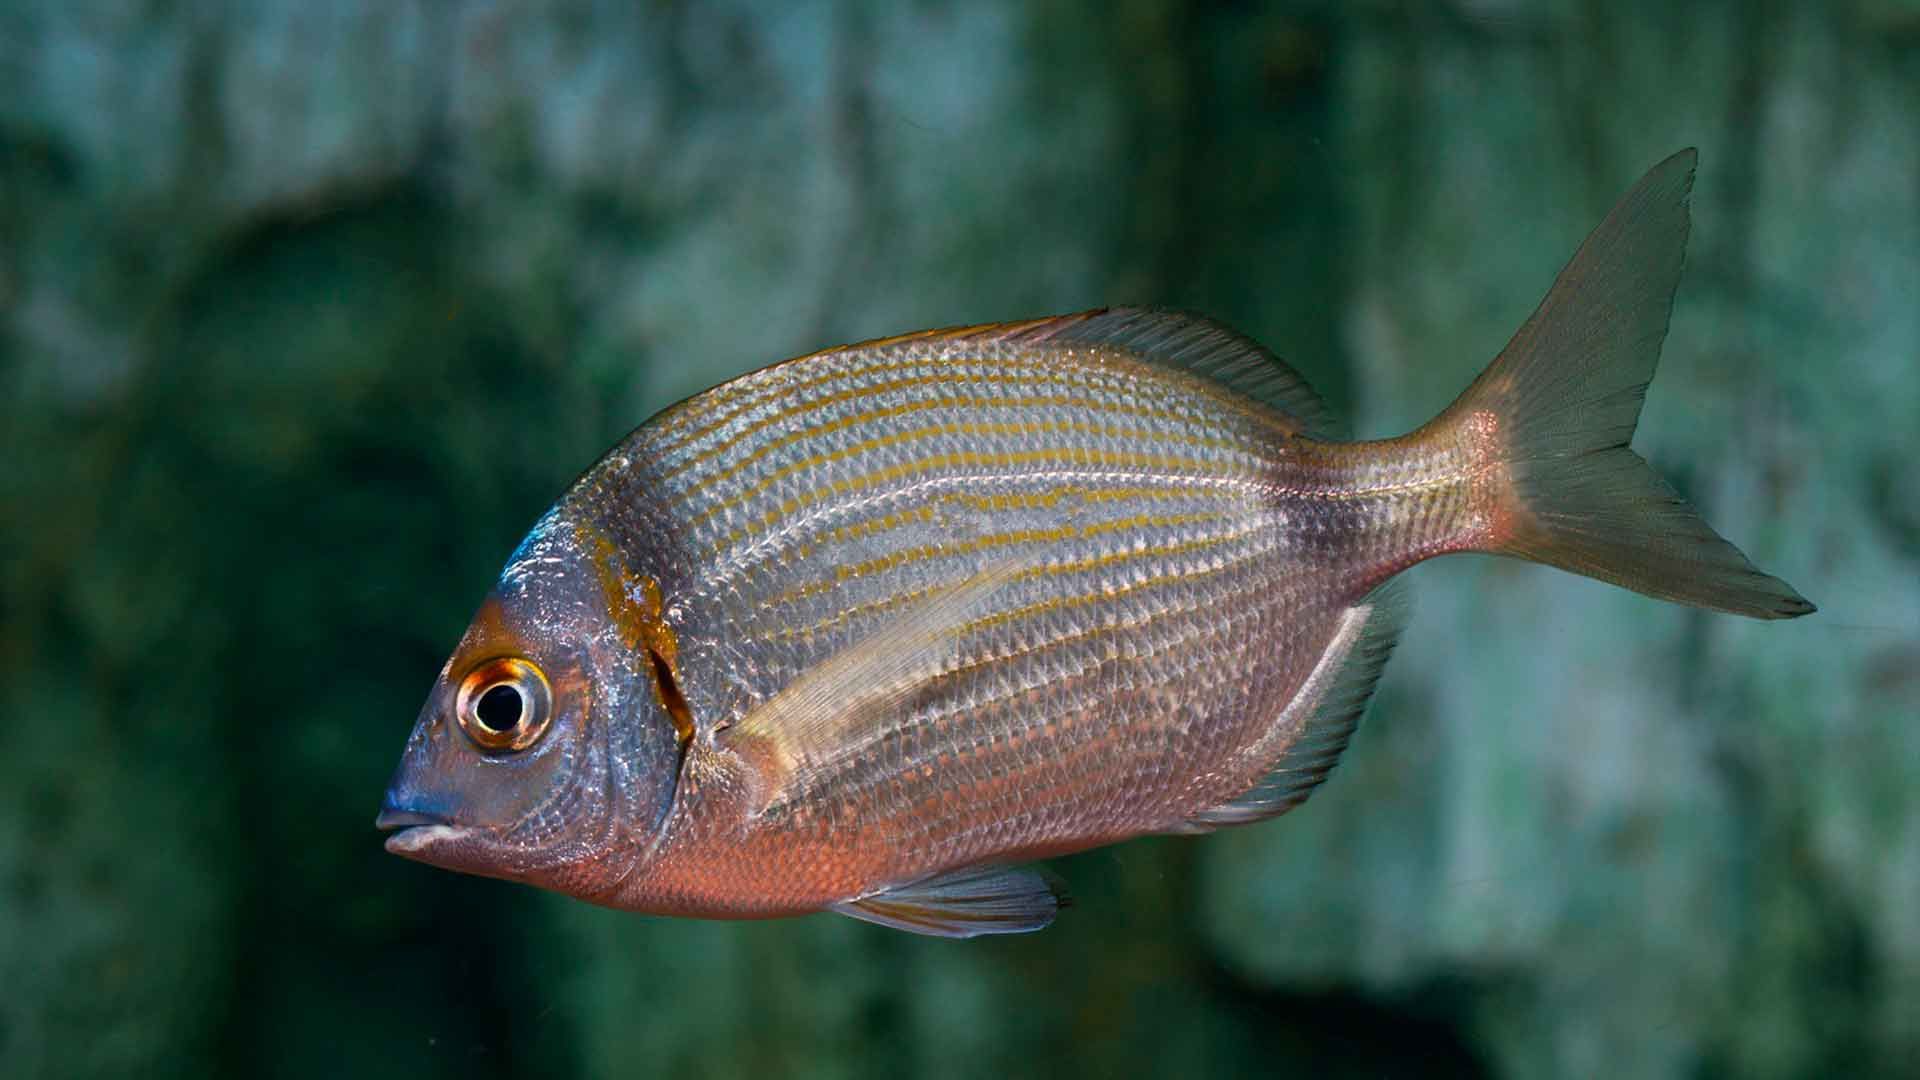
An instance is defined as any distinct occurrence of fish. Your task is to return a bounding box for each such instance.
[377,149,1813,938]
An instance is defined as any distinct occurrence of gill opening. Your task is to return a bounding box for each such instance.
[648,645,695,751]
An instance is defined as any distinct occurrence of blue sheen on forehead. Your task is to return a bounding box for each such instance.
[506,507,563,565]
[500,507,576,593]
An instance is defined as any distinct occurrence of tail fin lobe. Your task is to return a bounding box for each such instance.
[1441,148,1813,620]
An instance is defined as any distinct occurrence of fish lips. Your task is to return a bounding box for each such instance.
[376,797,479,859]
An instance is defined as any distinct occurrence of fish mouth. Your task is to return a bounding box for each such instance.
[375,807,449,830]
[382,823,475,856]
[376,802,477,855]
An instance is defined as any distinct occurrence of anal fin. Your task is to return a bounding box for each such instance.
[830,864,1067,938]
[1183,581,1408,831]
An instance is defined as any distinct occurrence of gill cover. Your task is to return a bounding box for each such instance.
[380,508,685,886]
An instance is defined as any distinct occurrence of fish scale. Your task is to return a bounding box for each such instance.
[677,358,1269,543]
[644,399,1338,881]
[381,151,1814,936]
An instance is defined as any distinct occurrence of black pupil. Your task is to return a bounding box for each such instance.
[476,684,523,733]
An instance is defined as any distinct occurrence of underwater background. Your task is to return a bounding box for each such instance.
[4,2,1916,1077]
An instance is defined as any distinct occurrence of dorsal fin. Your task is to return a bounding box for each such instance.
[722,559,1024,811]
[1180,581,1407,832]
[843,308,1338,439]
[1037,308,1337,438]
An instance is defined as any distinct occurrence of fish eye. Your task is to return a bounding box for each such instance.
[455,657,554,752]
[475,684,522,732]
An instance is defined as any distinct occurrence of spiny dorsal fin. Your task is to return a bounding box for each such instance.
[1181,582,1407,831]
[1034,308,1338,439]
[831,864,1066,938]
[841,308,1337,439]
[724,559,1023,811]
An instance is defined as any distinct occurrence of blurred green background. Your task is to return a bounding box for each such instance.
[4,2,1916,1077]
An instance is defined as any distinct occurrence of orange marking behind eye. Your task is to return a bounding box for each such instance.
[573,519,695,748]
[635,575,695,749]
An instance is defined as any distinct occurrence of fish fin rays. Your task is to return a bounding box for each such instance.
[723,559,1024,812]
[1425,149,1812,619]
[831,864,1067,938]
[837,308,1338,439]
[1039,308,1338,439]
[1181,583,1407,832]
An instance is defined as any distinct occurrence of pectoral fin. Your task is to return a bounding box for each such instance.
[831,865,1067,938]
[726,559,1023,809]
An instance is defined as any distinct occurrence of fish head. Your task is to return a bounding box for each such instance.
[377,509,683,893]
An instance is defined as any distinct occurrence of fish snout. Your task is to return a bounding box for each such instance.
[375,789,472,857]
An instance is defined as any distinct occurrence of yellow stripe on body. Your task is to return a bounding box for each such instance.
[779,485,1239,563]
[643,366,792,453]
[648,350,1137,463]
[704,445,1258,558]
[770,509,1233,607]
[764,531,1292,806]
[762,518,1270,644]
[905,589,1275,753]
[645,342,1292,479]
[690,417,1258,531]
[660,377,1228,495]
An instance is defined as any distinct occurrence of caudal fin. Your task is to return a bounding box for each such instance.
[1434,149,1813,620]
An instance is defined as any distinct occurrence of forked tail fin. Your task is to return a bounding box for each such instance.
[1432,148,1813,619]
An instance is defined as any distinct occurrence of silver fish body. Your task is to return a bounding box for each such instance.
[379,150,1812,937]
[576,316,1410,902]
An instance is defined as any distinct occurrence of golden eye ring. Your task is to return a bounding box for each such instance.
[455,657,554,752]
